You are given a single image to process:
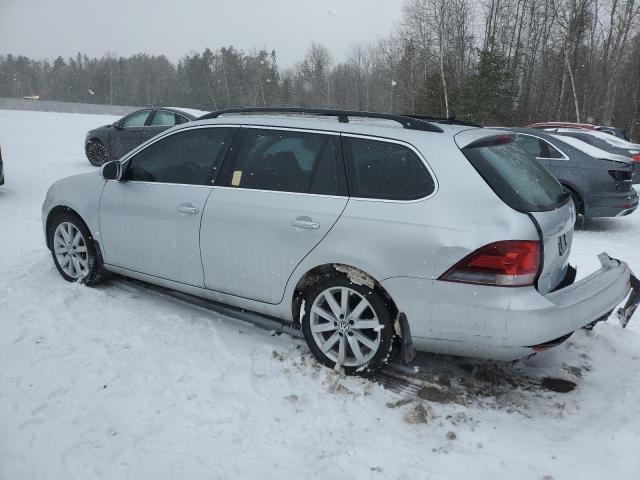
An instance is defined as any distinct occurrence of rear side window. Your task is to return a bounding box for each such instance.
[123,127,234,185]
[151,110,189,126]
[345,138,435,200]
[540,140,565,159]
[517,135,544,157]
[517,134,564,159]
[462,135,568,212]
[230,129,340,195]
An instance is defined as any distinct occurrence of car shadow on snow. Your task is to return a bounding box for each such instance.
[102,277,589,416]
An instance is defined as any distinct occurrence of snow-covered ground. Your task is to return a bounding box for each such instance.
[1,109,639,480]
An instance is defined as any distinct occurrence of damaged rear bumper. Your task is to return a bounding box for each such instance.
[382,252,637,361]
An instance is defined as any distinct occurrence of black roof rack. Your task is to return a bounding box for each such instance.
[198,107,444,133]
[403,114,482,128]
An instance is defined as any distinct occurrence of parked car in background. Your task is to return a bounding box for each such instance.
[85,107,208,166]
[527,121,631,141]
[543,128,640,183]
[498,127,638,218]
[43,109,639,372]
[0,145,4,186]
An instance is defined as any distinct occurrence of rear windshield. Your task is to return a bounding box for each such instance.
[462,135,569,212]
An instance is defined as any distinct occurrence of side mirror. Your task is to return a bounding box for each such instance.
[102,160,122,181]
[113,120,123,129]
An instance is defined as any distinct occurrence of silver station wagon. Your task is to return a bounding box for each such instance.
[42,109,640,372]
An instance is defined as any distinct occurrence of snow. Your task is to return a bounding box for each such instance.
[165,107,210,119]
[1,109,640,480]
[548,128,640,150]
[551,134,634,162]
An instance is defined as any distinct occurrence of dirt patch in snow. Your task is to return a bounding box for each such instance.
[367,349,591,414]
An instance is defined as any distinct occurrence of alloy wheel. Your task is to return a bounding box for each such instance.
[53,222,89,279]
[87,141,107,165]
[309,286,382,368]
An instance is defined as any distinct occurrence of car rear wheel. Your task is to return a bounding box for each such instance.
[49,213,105,285]
[301,275,395,373]
[86,140,107,166]
[565,186,584,216]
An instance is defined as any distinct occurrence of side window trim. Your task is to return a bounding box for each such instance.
[216,126,348,197]
[340,133,438,203]
[119,125,238,186]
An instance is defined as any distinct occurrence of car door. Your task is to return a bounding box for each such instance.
[110,109,153,159]
[99,126,236,286]
[200,127,349,304]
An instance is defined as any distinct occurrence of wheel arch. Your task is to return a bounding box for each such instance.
[46,206,96,252]
[86,133,111,160]
[560,181,584,214]
[291,263,399,326]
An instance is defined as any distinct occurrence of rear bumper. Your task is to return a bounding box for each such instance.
[586,190,638,217]
[382,253,633,361]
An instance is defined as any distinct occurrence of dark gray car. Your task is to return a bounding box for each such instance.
[543,128,640,183]
[500,127,638,218]
[85,107,207,166]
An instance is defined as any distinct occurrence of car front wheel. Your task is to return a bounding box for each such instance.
[301,275,395,373]
[86,140,107,166]
[48,213,104,285]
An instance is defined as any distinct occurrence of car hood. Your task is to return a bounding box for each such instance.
[87,125,111,135]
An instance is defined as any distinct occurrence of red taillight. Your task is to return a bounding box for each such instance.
[632,154,640,162]
[440,240,541,287]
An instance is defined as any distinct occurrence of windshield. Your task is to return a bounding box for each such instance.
[462,134,569,212]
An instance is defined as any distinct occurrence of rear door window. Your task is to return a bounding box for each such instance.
[229,129,341,195]
[344,137,435,200]
[461,134,568,212]
[150,110,185,126]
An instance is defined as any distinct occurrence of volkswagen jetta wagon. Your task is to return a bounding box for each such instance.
[42,108,639,372]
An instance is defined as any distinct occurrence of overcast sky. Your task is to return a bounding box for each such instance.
[0,0,404,68]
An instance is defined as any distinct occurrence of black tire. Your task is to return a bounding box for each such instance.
[567,188,584,216]
[86,140,107,166]
[300,274,395,374]
[48,212,105,285]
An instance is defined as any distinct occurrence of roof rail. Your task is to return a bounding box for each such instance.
[403,114,481,128]
[197,108,444,133]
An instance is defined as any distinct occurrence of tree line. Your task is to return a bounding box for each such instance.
[1,0,639,140]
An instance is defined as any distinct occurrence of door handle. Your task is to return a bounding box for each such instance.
[177,203,199,215]
[291,216,320,229]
